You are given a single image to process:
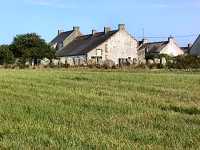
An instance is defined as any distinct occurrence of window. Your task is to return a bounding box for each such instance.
[105,44,108,53]
[96,49,102,56]
[90,56,102,64]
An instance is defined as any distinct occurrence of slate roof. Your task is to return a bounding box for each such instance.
[190,34,200,54]
[50,31,73,45]
[56,30,118,57]
[138,41,169,53]
[138,41,144,46]
[181,47,190,53]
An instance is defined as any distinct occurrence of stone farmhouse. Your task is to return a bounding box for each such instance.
[50,24,185,66]
[138,37,184,63]
[50,24,138,65]
[190,34,200,56]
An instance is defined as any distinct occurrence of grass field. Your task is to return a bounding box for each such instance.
[0,69,200,149]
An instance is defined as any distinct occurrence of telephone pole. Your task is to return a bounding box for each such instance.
[142,28,145,39]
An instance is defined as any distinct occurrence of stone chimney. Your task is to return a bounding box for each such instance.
[188,43,193,48]
[73,26,80,32]
[118,24,125,31]
[92,29,97,35]
[58,30,64,35]
[168,36,175,43]
[104,27,111,34]
[142,38,148,44]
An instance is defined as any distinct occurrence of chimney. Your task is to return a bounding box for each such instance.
[142,38,148,44]
[188,43,193,48]
[118,24,125,31]
[58,30,64,35]
[104,27,111,34]
[73,26,80,32]
[92,29,97,35]
[168,36,174,43]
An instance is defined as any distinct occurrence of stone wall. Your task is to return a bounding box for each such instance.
[87,30,138,64]
[137,48,146,64]
[59,56,87,66]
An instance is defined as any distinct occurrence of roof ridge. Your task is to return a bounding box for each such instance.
[147,41,168,44]
[78,30,118,37]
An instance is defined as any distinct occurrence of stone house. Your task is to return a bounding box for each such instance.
[51,24,138,65]
[50,27,82,50]
[190,34,200,56]
[138,37,184,63]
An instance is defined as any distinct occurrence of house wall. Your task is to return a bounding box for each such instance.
[87,30,138,64]
[138,49,146,64]
[160,39,184,57]
[190,35,200,56]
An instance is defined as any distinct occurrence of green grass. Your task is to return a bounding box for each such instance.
[0,69,200,149]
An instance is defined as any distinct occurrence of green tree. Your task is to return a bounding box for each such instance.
[10,33,55,65]
[0,45,14,65]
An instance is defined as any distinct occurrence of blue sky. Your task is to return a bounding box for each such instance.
[0,0,199,46]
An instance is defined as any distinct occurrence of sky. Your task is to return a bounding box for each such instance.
[0,0,200,46]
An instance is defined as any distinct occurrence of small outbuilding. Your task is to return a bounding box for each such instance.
[138,37,184,61]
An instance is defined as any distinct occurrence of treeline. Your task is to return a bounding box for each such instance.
[0,33,55,67]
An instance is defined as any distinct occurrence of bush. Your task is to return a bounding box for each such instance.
[103,60,116,69]
[147,63,162,69]
[134,63,148,69]
[168,55,200,69]
[87,59,96,68]
[16,58,30,69]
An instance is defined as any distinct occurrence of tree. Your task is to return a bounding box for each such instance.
[0,45,14,65]
[10,33,55,65]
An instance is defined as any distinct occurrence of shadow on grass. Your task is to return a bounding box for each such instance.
[60,76,90,81]
[72,76,90,81]
[161,105,200,115]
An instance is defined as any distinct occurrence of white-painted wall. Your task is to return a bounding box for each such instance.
[87,30,138,64]
[160,39,184,57]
